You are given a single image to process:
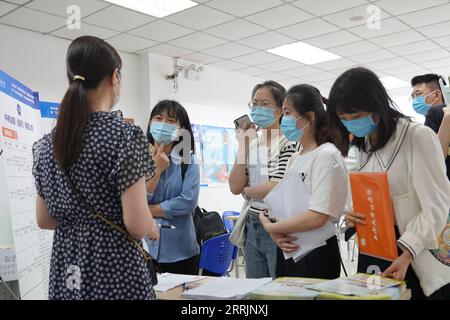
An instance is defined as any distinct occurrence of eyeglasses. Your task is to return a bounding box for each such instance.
[248,101,277,109]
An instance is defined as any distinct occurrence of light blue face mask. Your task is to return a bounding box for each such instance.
[250,106,277,128]
[412,92,436,116]
[281,115,307,142]
[150,122,178,144]
[341,114,378,138]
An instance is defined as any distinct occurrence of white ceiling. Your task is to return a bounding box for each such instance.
[1,0,450,96]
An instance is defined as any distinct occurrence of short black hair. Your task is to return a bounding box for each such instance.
[147,100,195,155]
[251,80,286,108]
[411,73,446,91]
[327,67,410,156]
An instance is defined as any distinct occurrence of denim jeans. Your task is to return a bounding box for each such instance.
[244,214,277,279]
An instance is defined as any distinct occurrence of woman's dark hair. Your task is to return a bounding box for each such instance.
[327,67,410,156]
[54,36,122,171]
[147,100,195,156]
[285,84,330,147]
[252,80,286,108]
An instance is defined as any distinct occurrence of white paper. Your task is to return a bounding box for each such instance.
[181,277,272,300]
[153,273,206,292]
[0,246,18,282]
[264,173,336,261]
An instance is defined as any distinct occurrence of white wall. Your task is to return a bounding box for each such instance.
[0,25,149,129]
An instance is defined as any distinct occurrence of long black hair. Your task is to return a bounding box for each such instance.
[147,100,195,155]
[285,84,331,146]
[54,36,122,171]
[327,67,410,156]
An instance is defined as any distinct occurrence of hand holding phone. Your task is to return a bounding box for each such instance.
[234,114,252,130]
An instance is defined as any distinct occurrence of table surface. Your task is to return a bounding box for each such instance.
[156,277,412,300]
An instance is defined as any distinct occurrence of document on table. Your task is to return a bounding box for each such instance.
[153,273,206,292]
[264,173,336,262]
[181,277,272,300]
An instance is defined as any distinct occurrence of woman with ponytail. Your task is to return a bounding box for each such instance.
[259,84,349,279]
[32,36,159,300]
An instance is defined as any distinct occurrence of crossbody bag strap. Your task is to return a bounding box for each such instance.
[64,172,151,262]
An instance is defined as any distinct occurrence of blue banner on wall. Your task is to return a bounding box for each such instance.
[39,101,60,119]
[0,69,39,109]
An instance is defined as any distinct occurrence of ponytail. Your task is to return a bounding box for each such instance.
[53,80,90,171]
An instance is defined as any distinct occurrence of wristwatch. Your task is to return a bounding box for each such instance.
[242,187,250,200]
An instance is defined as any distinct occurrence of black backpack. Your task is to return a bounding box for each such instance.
[181,164,227,246]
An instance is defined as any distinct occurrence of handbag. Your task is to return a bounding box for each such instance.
[64,173,160,286]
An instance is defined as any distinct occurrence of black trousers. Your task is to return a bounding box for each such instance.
[158,255,200,275]
[356,227,450,300]
[276,235,341,280]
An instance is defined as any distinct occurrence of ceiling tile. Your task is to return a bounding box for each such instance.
[282,65,323,77]
[244,4,313,29]
[208,60,248,70]
[434,35,450,48]
[128,20,194,42]
[417,21,450,38]
[397,3,450,28]
[257,72,292,81]
[405,49,450,64]
[277,19,339,40]
[382,63,430,76]
[304,72,336,82]
[280,78,303,89]
[313,58,356,71]
[84,5,156,32]
[375,0,448,15]
[106,34,157,53]
[164,5,235,30]
[259,59,304,72]
[322,5,391,29]
[237,31,295,50]
[168,32,227,51]
[202,42,257,59]
[204,19,267,41]
[420,57,450,69]
[235,66,268,77]
[348,17,409,39]
[305,30,361,49]
[0,7,66,33]
[51,22,120,40]
[232,51,281,65]
[143,43,192,57]
[370,30,426,48]
[2,0,28,4]
[26,0,108,18]
[366,57,410,70]
[389,40,441,56]
[207,0,284,17]
[329,40,380,56]
[291,0,367,16]
[182,52,222,64]
[348,49,397,63]
[0,2,17,16]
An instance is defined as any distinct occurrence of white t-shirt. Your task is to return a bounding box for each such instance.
[286,142,349,221]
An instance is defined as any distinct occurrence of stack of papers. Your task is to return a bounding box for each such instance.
[306,273,406,300]
[153,273,206,292]
[249,277,326,300]
[181,277,272,300]
[264,173,336,262]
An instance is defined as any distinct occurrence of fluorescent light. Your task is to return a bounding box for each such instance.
[380,76,409,89]
[266,41,341,65]
[104,0,198,18]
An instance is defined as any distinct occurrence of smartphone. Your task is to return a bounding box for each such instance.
[234,114,251,129]
[439,76,450,106]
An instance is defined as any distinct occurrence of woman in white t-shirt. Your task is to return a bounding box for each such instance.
[327,67,450,300]
[259,84,348,279]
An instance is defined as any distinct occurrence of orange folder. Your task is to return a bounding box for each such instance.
[349,172,398,261]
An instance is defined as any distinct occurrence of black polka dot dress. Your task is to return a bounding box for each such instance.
[32,111,156,300]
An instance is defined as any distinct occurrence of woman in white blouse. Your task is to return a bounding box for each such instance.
[327,67,450,300]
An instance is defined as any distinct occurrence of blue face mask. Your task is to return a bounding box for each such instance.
[341,114,378,138]
[412,94,433,116]
[150,122,178,144]
[250,106,277,128]
[281,116,307,142]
